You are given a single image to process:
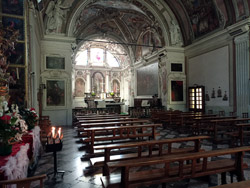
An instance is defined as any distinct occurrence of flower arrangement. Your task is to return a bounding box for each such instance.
[19,108,39,131]
[0,111,28,145]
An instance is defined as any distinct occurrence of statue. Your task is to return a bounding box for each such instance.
[169,20,182,46]
[45,0,70,34]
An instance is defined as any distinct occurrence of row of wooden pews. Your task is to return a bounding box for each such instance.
[74,113,250,188]
[151,110,250,146]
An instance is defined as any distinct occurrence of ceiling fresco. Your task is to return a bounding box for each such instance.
[41,0,250,56]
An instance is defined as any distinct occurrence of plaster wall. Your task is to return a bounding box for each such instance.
[41,37,74,126]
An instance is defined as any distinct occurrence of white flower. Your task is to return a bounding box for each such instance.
[15,133,23,142]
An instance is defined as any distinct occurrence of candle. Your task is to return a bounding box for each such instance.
[58,127,61,139]
[52,127,55,138]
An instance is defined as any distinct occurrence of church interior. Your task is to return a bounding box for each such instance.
[1,0,250,187]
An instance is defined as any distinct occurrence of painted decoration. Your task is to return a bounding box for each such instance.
[171,81,183,101]
[75,78,85,97]
[180,0,220,38]
[2,17,24,41]
[46,56,65,69]
[2,0,24,16]
[236,0,245,17]
[46,80,65,106]
[137,63,158,96]
[7,67,25,108]
[7,43,25,65]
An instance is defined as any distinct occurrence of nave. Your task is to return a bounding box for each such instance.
[32,115,250,188]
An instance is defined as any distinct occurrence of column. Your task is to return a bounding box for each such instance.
[86,71,91,93]
[234,32,249,116]
[105,71,109,93]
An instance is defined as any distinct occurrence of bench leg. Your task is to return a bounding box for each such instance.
[230,171,234,183]
[221,172,227,184]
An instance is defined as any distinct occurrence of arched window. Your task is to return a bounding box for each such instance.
[75,50,88,66]
[107,51,119,67]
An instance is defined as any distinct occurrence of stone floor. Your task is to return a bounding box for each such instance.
[32,124,250,188]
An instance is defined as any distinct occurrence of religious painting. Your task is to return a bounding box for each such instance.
[112,79,120,93]
[7,67,25,108]
[171,81,183,102]
[75,78,85,97]
[92,72,105,94]
[2,16,24,41]
[137,63,158,96]
[180,0,220,38]
[46,56,65,70]
[2,0,24,16]
[8,43,25,65]
[46,80,65,106]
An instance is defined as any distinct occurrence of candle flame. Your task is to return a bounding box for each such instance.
[52,127,55,138]
[58,127,61,139]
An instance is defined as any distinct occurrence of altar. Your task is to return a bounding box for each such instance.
[73,98,124,115]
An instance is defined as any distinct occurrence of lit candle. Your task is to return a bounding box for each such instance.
[58,127,61,139]
[52,127,55,138]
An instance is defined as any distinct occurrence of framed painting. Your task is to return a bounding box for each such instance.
[46,56,65,70]
[2,0,24,16]
[46,80,65,107]
[7,67,26,108]
[2,16,25,41]
[171,80,184,102]
[171,63,183,72]
[8,43,25,65]
[137,63,158,96]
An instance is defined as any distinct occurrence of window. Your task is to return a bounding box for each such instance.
[107,51,119,67]
[188,86,205,112]
[91,48,104,66]
[75,50,88,66]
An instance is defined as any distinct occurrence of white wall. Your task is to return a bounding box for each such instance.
[188,46,230,107]
[41,36,75,126]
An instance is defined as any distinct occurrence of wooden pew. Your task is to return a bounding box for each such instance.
[77,118,138,125]
[209,118,250,143]
[101,146,250,188]
[82,124,162,154]
[77,120,150,137]
[227,123,250,146]
[89,135,210,175]
[191,116,238,135]
[210,180,250,188]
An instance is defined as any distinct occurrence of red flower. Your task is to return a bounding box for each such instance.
[0,115,11,123]
[30,108,35,111]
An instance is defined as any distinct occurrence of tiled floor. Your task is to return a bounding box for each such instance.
[33,125,250,188]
